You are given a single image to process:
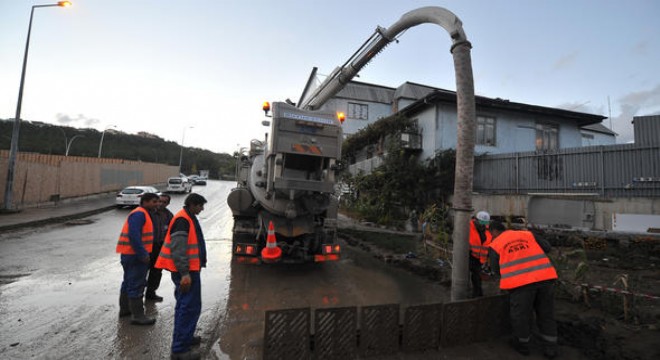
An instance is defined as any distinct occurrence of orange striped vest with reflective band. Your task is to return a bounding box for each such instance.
[489,230,558,290]
[116,207,154,254]
[469,220,492,264]
[154,209,200,272]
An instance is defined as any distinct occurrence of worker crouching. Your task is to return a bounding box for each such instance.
[488,221,559,359]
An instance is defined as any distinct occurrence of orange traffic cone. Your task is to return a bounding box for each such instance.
[261,221,282,263]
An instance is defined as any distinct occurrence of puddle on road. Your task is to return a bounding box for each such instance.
[64,219,95,226]
[0,272,31,286]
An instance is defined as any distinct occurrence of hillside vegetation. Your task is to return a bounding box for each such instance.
[0,119,236,179]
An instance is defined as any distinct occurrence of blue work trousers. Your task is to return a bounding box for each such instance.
[171,271,202,354]
[120,254,149,298]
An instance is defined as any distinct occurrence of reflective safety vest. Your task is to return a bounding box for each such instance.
[489,230,558,290]
[469,220,492,264]
[155,209,200,272]
[116,207,154,254]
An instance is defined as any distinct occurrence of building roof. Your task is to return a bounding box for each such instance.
[393,82,437,100]
[581,123,617,136]
[401,88,607,127]
[332,80,395,104]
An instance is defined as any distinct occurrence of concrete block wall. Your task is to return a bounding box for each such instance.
[472,193,660,231]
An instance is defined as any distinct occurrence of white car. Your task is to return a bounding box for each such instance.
[166,176,192,193]
[115,186,160,208]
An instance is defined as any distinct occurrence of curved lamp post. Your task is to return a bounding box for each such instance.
[178,126,194,174]
[65,135,84,156]
[57,127,68,153]
[97,124,117,158]
[3,1,72,211]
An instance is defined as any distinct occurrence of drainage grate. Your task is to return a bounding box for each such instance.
[441,298,479,347]
[263,307,311,360]
[359,304,400,358]
[477,294,510,340]
[262,296,511,359]
[402,303,442,352]
[314,307,358,360]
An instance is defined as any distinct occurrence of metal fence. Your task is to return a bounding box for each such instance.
[473,144,660,197]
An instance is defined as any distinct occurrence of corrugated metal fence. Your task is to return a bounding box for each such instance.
[474,144,660,197]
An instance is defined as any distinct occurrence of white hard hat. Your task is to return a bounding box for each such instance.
[476,211,490,224]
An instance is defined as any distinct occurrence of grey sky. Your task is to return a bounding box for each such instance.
[1,0,658,153]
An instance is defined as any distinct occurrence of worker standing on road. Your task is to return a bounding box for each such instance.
[469,210,492,297]
[488,221,559,359]
[156,193,208,360]
[146,194,174,302]
[116,192,160,326]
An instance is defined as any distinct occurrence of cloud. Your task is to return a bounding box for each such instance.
[619,84,660,108]
[555,101,602,114]
[56,113,100,127]
[632,40,649,56]
[612,84,660,143]
[552,51,579,71]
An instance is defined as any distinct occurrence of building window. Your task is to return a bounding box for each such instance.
[536,123,559,151]
[347,102,368,120]
[476,116,496,146]
[581,133,595,146]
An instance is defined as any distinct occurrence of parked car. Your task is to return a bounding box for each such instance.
[115,186,160,208]
[188,175,206,185]
[166,176,192,193]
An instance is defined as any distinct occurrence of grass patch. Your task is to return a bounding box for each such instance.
[339,228,419,254]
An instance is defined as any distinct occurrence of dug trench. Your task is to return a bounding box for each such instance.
[337,226,660,360]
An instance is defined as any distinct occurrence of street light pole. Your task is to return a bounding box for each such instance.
[65,135,84,156]
[178,126,194,174]
[3,1,72,211]
[58,127,68,153]
[97,124,117,158]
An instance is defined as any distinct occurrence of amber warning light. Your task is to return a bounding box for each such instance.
[262,102,270,115]
[337,112,345,124]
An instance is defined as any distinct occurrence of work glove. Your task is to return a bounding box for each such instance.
[480,263,494,277]
[179,274,192,293]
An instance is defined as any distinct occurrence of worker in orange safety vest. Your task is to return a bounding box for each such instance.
[116,192,160,325]
[156,193,208,360]
[469,210,492,297]
[488,221,559,359]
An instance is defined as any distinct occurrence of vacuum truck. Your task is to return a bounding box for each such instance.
[226,102,344,263]
[226,6,464,263]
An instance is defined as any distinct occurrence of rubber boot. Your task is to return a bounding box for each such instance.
[170,349,201,360]
[119,292,131,317]
[145,291,164,302]
[543,342,559,359]
[146,269,163,302]
[509,338,530,356]
[128,297,156,325]
[191,335,201,346]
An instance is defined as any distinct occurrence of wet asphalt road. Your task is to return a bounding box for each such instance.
[0,180,453,359]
